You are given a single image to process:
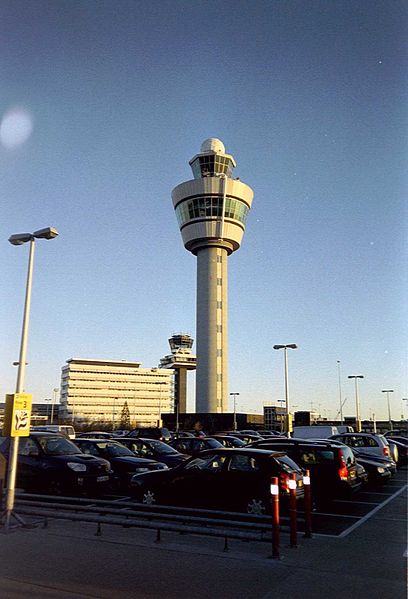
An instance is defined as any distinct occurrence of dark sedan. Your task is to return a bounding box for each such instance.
[353,449,395,484]
[112,437,189,468]
[0,433,112,495]
[169,436,224,457]
[383,437,408,465]
[74,438,168,490]
[210,435,247,448]
[249,438,362,504]
[130,448,304,515]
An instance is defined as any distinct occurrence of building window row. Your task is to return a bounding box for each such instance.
[175,196,249,227]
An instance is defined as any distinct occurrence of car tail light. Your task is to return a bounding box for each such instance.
[383,447,389,456]
[279,472,289,492]
[338,449,349,480]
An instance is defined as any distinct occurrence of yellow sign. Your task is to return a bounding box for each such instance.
[3,393,32,437]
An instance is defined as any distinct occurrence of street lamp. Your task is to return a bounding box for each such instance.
[348,375,364,432]
[273,344,297,433]
[51,388,59,425]
[337,360,343,424]
[276,399,285,433]
[4,226,58,530]
[402,398,408,420]
[44,397,51,421]
[230,392,240,431]
[382,390,394,431]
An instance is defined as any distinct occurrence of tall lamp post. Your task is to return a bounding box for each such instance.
[230,392,240,431]
[273,344,297,434]
[4,227,58,530]
[337,360,343,424]
[348,375,364,432]
[382,390,394,431]
[51,387,59,424]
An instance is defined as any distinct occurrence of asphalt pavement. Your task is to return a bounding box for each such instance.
[0,480,406,599]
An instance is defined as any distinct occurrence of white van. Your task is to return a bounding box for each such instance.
[292,425,339,439]
[30,425,76,439]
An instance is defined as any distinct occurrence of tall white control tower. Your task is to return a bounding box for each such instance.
[172,139,254,413]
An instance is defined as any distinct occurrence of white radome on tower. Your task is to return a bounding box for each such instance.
[200,138,225,154]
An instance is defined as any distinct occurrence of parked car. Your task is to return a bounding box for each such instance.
[383,437,408,465]
[112,437,189,468]
[169,436,224,457]
[30,425,76,439]
[352,449,396,484]
[76,431,114,439]
[130,448,304,514]
[238,430,262,437]
[0,432,112,495]
[214,432,261,445]
[126,427,172,442]
[249,437,362,504]
[384,429,408,439]
[330,433,398,463]
[355,462,369,486]
[209,435,247,448]
[74,438,168,490]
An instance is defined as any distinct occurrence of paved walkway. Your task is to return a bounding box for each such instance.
[0,484,406,598]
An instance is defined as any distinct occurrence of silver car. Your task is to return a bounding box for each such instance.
[330,433,398,463]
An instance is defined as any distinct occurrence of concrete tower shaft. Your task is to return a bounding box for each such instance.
[171,139,253,414]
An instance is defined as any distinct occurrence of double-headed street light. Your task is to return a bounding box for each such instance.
[4,227,58,530]
[382,390,394,431]
[230,392,240,431]
[273,344,298,433]
[348,375,364,432]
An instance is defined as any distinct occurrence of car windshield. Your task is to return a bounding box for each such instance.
[97,442,135,457]
[340,446,355,465]
[38,436,80,456]
[274,455,302,473]
[228,437,246,447]
[206,439,223,448]
[145,440,178,454]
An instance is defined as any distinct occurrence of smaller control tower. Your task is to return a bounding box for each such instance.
[159,334,196,421]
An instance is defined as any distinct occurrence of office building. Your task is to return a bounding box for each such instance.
[59,358,173,426]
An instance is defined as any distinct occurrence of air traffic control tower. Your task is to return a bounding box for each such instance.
[172,139,254,413]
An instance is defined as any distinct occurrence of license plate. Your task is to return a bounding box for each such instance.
[97,475,109,482]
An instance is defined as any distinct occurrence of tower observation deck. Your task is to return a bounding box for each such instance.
[172,139,254,413]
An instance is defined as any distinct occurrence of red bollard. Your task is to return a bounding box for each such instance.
[270,476,280,559]
[303,469,313,538]
[289,472,298,548]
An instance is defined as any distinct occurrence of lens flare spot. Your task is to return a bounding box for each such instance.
[0,108,33,149]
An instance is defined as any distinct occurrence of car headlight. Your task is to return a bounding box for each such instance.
[67,462,87,472]
[377,467,385,473]
[155,464,168,470]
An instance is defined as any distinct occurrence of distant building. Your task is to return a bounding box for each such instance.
[59,358,173,427]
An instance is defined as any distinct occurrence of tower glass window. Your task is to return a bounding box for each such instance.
[175,196,249,227]
[190,155,235,178]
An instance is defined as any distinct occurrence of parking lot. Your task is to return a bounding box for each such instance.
[300,468,407,537]
[0,467,406,599]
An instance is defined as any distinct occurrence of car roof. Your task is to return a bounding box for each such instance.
[75,438,121,444]
[199,447,286,457]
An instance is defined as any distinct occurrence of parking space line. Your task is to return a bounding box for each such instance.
[338,484,407,538]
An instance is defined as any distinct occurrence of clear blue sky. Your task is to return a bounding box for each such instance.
[1,0,406,421]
